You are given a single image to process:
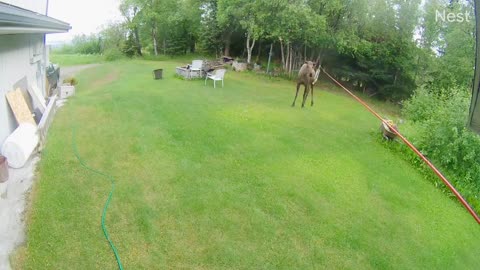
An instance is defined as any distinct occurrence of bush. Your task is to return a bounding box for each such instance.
[63,77,78,86]
[103,49,124,62]
[51,34,102,55]
[53,44,76,54]
[402,86,480,211]
[73,34,101,54]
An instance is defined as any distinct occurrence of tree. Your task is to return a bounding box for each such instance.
[100,22,127,59]
[97,0,475,102]
[238,1,267,64]
[217,0,244,56]
[135,0,163,55]
[418,0,475,90]
[199,0,223,55]
[120,0,143,56]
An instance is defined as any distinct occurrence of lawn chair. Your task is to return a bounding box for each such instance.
[205,69,226,88]
[189,60,203,79]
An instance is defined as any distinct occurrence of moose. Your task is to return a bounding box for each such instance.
[291,61,320,108]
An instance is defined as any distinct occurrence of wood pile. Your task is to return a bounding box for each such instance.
[203,59,225,73]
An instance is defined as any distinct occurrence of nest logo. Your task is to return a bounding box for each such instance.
[436,10,471,23]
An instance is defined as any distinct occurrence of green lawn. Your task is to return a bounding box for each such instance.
[50,53,103,66]
[14,60,480,269]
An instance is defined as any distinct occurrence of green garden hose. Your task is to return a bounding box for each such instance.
[72,126,124,270]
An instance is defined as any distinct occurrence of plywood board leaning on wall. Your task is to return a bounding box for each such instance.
[6,88,37,126]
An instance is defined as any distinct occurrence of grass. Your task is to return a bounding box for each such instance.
[13,59,480,269]
[50,53,103,66]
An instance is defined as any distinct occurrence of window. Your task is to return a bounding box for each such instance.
[30,37,43,64]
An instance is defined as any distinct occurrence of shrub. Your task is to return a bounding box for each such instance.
[53,44,75,54]
[63,77,78,86]
[103,49,124,62]
[402,86,480,211]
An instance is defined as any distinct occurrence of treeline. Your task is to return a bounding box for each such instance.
[56,0,474,101]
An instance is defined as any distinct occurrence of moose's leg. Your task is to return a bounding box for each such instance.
[302,85,309,108]
[311,83,314,106]
[292,83,301,107]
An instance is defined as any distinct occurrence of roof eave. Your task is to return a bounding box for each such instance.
[0,2,71,34]
[0,27,69,35]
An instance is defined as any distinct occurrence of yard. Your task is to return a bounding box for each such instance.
[13,60,480,269]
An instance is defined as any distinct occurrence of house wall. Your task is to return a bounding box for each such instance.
[2,0,48,15]
[0,34,46,151]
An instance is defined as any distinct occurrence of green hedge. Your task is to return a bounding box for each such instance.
[402,87,480,211]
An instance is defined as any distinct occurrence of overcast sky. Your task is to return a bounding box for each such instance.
[46,0,122,43]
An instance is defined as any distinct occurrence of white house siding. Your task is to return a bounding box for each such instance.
[0,34,46,151]
[2,0,48,15]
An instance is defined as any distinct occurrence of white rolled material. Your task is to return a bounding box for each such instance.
[1,123,39,169]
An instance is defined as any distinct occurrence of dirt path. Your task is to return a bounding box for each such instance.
[60,64,100,81]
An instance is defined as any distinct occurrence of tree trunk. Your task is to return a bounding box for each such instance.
[292,48,296,75]
[246,33,251,64]
[293,51,297,75]
[246,32,256,64]
[316,52,320,64]
[285,45,288,71]
[152,25,158,56]
[285,43,290,71]
[294,49,298,74]
[256,41,262,63]
[134,26,142,56]
[316,50,325,71]
[190,36,196,53]
[224,32,232,56]
[289,44,293,75]
[304,44,307,62]
[163,38,167,55]
[267,43,273,74]
[224,42,230,56]
[414,55,421,82]
[131,6,142,56]
[280,38,285,69]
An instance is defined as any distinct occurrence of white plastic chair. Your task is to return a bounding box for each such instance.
[205,69,226,88]
[189,60,203,79]
[191,60,203,70]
